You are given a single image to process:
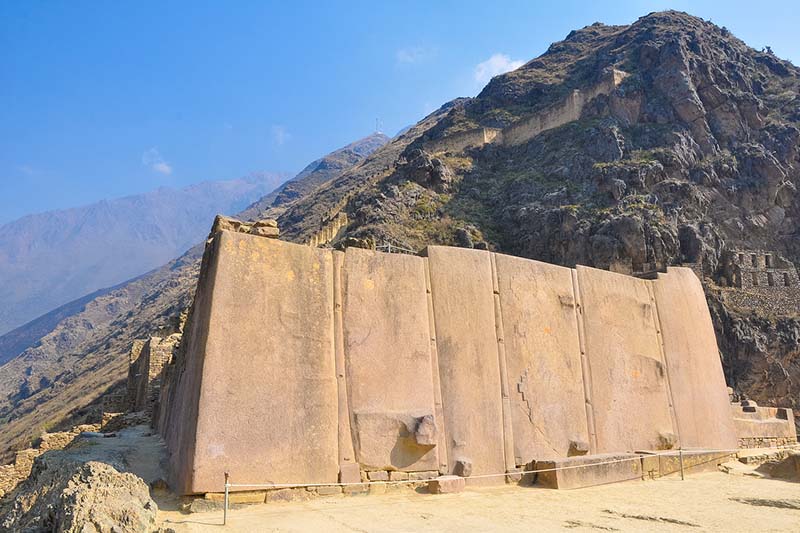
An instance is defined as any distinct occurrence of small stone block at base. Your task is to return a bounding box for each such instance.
[316,485,343,496]
[339,463,361,484]
[428,475,466,494]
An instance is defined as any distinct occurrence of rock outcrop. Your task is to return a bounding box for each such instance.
[0,455,157,533]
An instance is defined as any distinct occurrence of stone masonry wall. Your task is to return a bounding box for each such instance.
[425,69,627,154]
[160,231,745,495]
[0,424,99,498]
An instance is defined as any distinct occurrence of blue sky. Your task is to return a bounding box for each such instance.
[1,1,798,224]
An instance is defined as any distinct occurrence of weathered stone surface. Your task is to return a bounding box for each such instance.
[577,266,676,453]
[316,485,343,496]
[652,267,739,450]
[342,248,438,471]
[428,475,466,494]
[426,246,506,484]
[367,471,389,481]
[535,453,642,489]
[164,232,338,494]
[338,463,361,484]
[731,403,797,447]
[453,459,473,478]
[266,488,311,503]
[494,253,590,462]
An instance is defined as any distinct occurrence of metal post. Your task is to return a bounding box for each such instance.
[223,471,229,526]
[678,448,684,480]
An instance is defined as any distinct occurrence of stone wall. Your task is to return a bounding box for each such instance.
[731,401,797,448]
[0,424,99,498]
[723,249,800,290]
[160,230,750,495]
[127,335,179,416]
[424,69,626,154]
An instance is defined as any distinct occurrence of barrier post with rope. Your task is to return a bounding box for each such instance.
[679,448,685,480]
[223,471,229,526]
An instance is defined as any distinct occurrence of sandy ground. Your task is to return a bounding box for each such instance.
[157,470,800,532]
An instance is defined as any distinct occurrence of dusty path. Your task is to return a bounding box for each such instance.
[158,471,800,532]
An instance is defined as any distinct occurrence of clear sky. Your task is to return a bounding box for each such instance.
[1,0,798,224]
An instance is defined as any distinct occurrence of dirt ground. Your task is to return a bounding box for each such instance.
[157,470,800,532]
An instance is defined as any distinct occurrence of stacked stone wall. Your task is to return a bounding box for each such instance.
[0,424,99,498]
[161,232,750,495]
[127,335,179,416]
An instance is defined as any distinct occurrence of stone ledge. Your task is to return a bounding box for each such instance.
[533,453,642,490]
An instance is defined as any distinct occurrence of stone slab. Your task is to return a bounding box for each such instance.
[494,253,589,463]
[652,268,738,450]
[426,246,506,484]
[181,232,339,493]
[534,453,642,489]
[576,266,676,453]
[342,248,438,471]
[428,475,466,494]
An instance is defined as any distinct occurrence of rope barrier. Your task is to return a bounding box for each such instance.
[220,447,745,525]
[224,447,741,488]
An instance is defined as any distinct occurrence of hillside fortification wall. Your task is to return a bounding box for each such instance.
[425,69,627,154]
[160,230,745,495]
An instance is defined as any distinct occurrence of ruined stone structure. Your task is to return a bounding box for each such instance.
[731,400,797,449]
[0,424,100,498]
[716,248,800,316]
[157,224,762,495]
[127,335,179,415]
[306,211,349,248]
[722,249,799,289]
[424,69,628,154]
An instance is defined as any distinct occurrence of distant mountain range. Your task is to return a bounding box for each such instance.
[0,133,389,460]
[0,173,288,335]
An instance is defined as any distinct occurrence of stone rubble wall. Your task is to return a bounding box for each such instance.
[0,424,100,498]
[157,231,766,495]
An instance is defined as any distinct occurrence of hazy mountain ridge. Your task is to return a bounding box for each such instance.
[0,173,288,335]
[0,134,388,461]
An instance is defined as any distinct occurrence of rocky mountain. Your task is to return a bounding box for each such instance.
[2,10,800,462]
[0,133,388,461]
[0,174,289,337]
[276,12,800,415]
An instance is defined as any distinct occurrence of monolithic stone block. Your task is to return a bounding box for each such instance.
[428,475,466,494]
[165,233,339,494]
[494,253,590,462]
[651,268,738,450]
[534,453,642,489]
[342,248,439,472]
[576,266,676,453]
[426,246,506,484]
